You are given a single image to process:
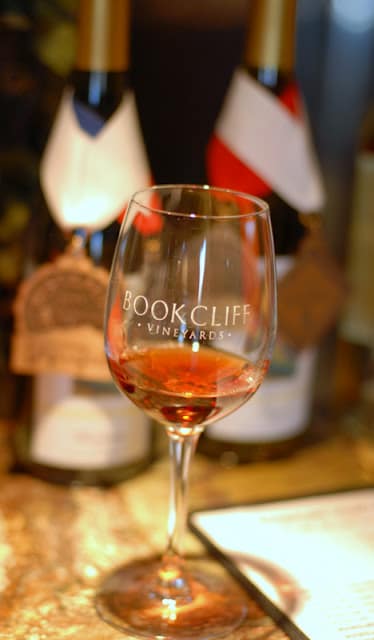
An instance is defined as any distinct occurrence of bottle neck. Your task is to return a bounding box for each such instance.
[243,0,296,73]
[242,0,305,254]
[71,69,130,118]
[72,0,131,118]
[75,0,130,72]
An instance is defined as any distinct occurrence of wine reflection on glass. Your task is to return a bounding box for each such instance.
[96,184,277,639]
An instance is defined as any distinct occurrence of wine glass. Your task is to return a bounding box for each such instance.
[96,184,277,639]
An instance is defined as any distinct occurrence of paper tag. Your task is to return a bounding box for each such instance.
[278,230,346,348]
[11,250,111,380]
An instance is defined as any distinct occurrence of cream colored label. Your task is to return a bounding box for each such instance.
[215,69,325,213]
[206,347,317,442]
[31,374,150,469]
[206,257,317,442]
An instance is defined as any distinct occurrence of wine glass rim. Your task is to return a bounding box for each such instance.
[131,184,270,219]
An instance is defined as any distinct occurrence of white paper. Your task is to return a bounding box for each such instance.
[191,488,374,640]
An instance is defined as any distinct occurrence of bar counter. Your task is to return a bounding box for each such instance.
[0,423,372,639]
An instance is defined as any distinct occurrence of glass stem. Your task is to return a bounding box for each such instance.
[165,432,199,561]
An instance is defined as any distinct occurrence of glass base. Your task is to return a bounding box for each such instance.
[96,555,248,639]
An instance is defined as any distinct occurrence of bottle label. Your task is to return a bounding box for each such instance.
[31,373,151,469]
[207,68,325,212]
[205,257,317,442]
[206,347,317,442]
[40,87,152,231]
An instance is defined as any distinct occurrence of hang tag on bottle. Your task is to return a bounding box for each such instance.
[277,230,346,349]
[11,250,111,381]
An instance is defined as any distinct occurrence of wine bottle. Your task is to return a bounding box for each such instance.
[11,0,154,485]
[199,0,341,463]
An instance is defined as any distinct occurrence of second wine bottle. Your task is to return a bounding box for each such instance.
[200,0,338,462]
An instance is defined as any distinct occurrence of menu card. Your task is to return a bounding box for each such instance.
[189,488,374,640]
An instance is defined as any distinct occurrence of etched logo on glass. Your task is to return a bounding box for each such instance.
[122,290,252,341]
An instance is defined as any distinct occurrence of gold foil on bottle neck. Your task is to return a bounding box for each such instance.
[76,0,130,72]
[244,0,296,72]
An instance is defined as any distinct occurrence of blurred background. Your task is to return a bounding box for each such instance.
[0,0,373,448]
[2,0,373,241]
